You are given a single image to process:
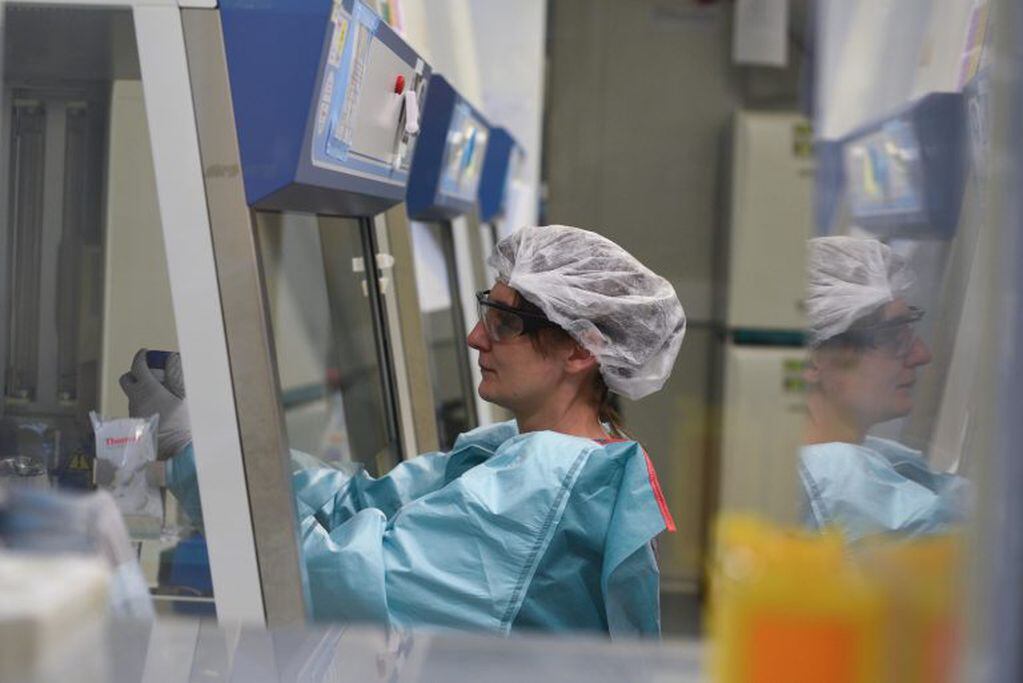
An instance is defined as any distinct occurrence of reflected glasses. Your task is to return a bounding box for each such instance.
[475,290,560,342]
[843,306,925,358]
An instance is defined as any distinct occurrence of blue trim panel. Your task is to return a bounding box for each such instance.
[478,127,515,222]
[220,0,330,206]
[731,330,806,347]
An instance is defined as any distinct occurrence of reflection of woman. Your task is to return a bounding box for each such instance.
[130,225,686,637]
[800,237,969,542]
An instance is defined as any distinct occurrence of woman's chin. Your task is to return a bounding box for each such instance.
[477,380,496,402]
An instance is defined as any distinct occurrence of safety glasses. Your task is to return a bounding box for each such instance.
[475,290,560,342]
[844,306,925,358]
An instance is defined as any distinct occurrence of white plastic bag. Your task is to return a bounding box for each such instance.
[89,412,162,534]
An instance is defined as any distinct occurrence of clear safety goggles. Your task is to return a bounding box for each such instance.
[843,306,926,358]
[475,290,560,342]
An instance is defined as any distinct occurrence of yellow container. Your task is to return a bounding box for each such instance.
[708,516,963,683]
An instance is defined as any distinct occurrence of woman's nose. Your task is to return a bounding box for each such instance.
[905,336,933,367]
[467,320,490,351]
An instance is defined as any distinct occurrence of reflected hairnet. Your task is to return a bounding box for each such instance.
[806,236,914,346]
[489,225,686,400]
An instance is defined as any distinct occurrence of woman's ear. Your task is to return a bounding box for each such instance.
[564,342,599,375]
[804,353,821,384]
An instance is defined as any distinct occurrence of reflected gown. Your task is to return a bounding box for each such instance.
[799,436,970,542]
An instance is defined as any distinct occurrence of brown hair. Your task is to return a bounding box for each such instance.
[514,293,629,439]
[811,306,887,371]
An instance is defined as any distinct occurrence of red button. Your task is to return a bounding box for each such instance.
[394,75,405,94]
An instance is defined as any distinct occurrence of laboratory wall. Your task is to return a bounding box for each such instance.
[544,0,744,590]
[544,0,811,595]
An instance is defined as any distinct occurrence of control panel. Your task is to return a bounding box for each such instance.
[220,0,431,216]
[406,75,490,221]
[832,93,965,238]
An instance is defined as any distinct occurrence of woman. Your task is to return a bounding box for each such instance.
[800,236,970,542]
[124,225,686,636]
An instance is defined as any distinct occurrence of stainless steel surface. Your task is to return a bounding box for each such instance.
[97,618,704,683]
[0,82,10,408]
[381,205,440,455]
[372,213,420,458]
[182,9,307,626]
[36,100,64,408]
[351,215,406,472]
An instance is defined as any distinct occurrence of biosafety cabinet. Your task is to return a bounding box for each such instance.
[0,0,455,626]
[405,74,491,447]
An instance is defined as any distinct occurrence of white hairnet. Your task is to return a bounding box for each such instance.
[806,236,914,346]
[489,225,686,400]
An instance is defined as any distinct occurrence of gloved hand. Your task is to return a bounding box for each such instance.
[119,349,191,460]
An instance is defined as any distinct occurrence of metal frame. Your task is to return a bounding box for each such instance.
[372,212,422,458]
[180,7,307,625]
[357,215,405,471]
[2,98,49,407]
[36,100,64,408]
[0,75,9,409]
[381,205,441,454]
[135,4,273,624]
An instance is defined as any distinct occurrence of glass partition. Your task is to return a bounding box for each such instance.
[0,4,212,614]
[255,212,401,477]
[801,5,991,545]
[409,221,477,450]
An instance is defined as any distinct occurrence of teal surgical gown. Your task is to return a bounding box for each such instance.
[167,421,675,637]
[799,436,970,542]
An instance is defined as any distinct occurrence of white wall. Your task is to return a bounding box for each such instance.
[465,0,545,225]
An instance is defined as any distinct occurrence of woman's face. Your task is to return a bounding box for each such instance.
[810,299,933,428]
[466,282,575,413]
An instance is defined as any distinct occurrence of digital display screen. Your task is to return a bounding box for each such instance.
[310,0,420,185]
[437,102,489,204]
[844,119,925,219]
